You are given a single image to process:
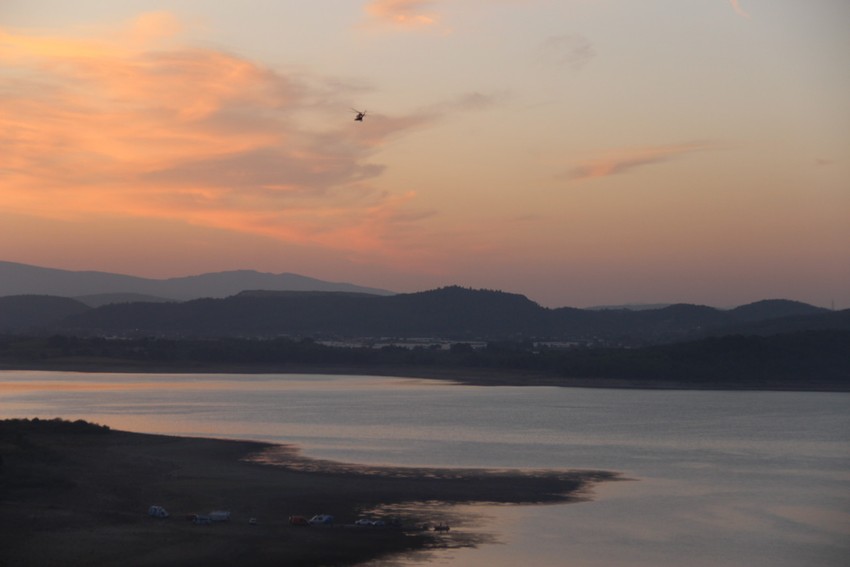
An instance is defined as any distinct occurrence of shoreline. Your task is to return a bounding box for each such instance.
[2,360,848,391]
[1,420,617,566]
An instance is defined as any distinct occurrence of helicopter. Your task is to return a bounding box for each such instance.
[351,108,367,122]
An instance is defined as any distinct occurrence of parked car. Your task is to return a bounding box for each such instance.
[308,514,334,525]
[208,510,231,522]
[289,515,310,526]
[148,505,169,518]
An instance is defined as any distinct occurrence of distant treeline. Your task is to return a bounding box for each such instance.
[1,330,848,390]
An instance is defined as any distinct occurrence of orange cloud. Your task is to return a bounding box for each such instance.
[0,12,181,61]
[566,142,713,181]
[364,0,440,27]
[0,13,436,265]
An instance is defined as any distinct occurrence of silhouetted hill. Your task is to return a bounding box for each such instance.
[60,287,545,339]
[154,270,394,299]
[727,299,828,323]
[0,261,394,301]
[0,262,155,297]
[51,287,842,344]
[547,303,728,344]
[376,287,548,337]
[1,269,840,343]
[3,290,847,389]
[0,295,90,332]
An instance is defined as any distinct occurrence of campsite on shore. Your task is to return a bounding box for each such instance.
[1,418,616,566]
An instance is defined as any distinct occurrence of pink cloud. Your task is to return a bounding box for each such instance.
[364,0,440,27]
[566,142,714,181]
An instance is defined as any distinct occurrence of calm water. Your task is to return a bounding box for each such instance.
[2,371,849,566]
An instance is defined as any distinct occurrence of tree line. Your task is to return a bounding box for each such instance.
[1,330,847,389]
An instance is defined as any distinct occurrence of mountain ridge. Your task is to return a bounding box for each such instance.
[0,261,394,300]
[0,287,833,345]
[0,263,841,345]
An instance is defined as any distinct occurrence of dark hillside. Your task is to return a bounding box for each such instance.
[62,293,383,337]
[375,287,548,337]
[705,309,850,337]
[728,299,828,323]
[12,285,837,345]
[61,287,547,339]
[623,304,726,342]
[0,295,90,332]
[548,304,726,344]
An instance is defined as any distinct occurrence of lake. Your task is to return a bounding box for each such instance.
[2,371,849,566]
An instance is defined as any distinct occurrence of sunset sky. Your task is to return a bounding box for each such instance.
[2,1,848,308]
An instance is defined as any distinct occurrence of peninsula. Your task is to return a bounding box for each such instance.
[1,418,616,566]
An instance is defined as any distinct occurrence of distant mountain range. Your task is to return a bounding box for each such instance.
[1,274,845,345]
[0,261,394,304]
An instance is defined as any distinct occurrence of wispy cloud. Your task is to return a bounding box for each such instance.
[538,34,596,71]
[0,13,441,263]
[566,142,714,181]
[729,0,750,18]
[363,0,440,27]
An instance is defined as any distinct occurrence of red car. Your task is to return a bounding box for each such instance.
[288,515,309,526]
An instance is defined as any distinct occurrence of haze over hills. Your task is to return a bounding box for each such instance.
[0,261,394,302]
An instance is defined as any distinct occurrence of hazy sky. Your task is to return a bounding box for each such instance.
[1,1,848,308]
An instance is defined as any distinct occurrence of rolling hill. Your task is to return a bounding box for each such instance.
[1,261,840,345]
[0,295,90,332]
[38,287,838,344]
[0,261,394,301]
